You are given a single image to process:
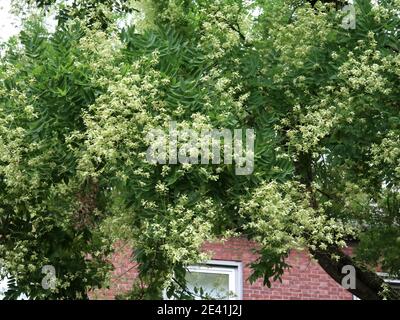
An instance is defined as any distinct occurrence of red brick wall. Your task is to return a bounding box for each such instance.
[91,237,353,300]
[203,238,352,300]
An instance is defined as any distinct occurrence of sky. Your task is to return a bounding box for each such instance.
[0,0,21,42]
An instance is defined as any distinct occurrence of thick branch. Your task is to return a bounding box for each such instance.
[311,246,400,300]
[294,152,400,300]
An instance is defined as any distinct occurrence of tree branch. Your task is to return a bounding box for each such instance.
[294,152,400,300]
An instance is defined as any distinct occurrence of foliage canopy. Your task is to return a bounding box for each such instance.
[0,0,399,299]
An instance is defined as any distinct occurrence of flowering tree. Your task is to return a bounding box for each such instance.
[0,0,399,299]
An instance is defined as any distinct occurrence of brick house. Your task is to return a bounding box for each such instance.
[91,237,355,300]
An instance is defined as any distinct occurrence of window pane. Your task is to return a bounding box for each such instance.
[185,271,230,299]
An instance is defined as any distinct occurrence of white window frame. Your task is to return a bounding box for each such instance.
[185,260,243,300]
[0,277,7,300]
[353,272,400,300]
[165,260,243,300]
[377,272,400,288]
